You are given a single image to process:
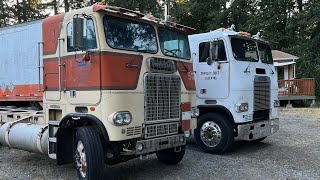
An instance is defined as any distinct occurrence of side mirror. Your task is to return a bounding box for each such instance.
[72,17,85,50]
[206,57,213,65]
[207,40,219,65]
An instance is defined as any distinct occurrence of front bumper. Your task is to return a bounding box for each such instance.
[135,134,186,155]
[236,118,279,141]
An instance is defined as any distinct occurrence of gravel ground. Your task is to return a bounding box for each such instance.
[1,108,320,180]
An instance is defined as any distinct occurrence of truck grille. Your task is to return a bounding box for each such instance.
[144,73,181,123]
[253,76,270,120]
[145,122,179,139]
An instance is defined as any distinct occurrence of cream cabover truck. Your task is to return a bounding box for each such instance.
[0,3,198,179]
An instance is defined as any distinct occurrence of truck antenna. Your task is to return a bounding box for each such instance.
[164,0,170,21]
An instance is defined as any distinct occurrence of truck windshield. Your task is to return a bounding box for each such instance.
[158,27,191,59]
[103,16,157,53]
[231,38,258,62]
[258,43,273,64]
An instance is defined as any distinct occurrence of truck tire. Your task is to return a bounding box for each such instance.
[75,126,104,180]
[156,145,185,165]
[194,112,234,154]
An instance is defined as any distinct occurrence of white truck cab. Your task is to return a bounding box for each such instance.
[189,28,280,154]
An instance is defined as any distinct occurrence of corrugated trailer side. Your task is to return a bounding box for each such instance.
[0,20,43,103]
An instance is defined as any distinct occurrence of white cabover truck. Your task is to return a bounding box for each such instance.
[188,28,280,154]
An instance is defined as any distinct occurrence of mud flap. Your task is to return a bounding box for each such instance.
[57,128,74,165]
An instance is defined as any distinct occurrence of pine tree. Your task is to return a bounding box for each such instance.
[11,0,48,23]
[0,0,10,27]
[170,0,228,32]
[286,0,320,94]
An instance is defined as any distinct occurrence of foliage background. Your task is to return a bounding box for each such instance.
[0,0,319,95]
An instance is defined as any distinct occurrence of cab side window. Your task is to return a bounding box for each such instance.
[67,18,97,52]
[199,40,227,62]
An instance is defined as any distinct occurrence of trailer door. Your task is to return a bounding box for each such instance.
[194,39,229,99]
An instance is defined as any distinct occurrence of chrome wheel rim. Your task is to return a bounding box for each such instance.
[75,141,87,178]
[200,121,222,147]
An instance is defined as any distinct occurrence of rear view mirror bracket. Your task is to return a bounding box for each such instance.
[207,39,219,65]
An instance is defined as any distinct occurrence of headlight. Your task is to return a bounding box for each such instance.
[235,103,249,113]
[191,107,200,118]
[113,111,132,126]
[274,100,280,107]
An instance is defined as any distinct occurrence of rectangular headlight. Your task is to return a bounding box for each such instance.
[113,111,132,126]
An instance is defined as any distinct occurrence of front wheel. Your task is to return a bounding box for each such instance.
[156,145,185,165]
[75,126,105,180]
[194,112,234,154]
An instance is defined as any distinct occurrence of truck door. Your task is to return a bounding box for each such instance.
[65,18,101,105]
[194,39,229,99]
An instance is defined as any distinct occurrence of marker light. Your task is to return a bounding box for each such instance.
[83,53,90,61]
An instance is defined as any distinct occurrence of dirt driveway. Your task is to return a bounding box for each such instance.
[0,108,320,180]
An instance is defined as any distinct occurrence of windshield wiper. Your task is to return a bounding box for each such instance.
[164,48,181,56]
[138,49,154,53]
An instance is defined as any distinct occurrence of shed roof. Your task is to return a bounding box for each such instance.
[274,61,296,67]
[272,50,298,61]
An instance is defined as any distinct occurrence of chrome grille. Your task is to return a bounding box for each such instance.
[254,76,271,111]
[144,73,181,123]
[145,122,179,139]
[126,126,142,136]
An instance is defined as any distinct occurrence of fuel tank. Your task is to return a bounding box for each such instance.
[0,123,48,154]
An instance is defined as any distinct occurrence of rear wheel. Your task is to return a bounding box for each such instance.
[75,126,104,180]
[194,112,234,154]
[156,145,185,165]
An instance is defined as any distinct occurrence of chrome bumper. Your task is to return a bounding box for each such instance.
[236,118,279,141]
[135,134,186,155]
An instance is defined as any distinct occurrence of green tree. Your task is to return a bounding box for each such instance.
[171,0,228,33]
[221,0,258,31]
[253,0,295,49]
[286,0,320,94]
[0,0,10,27]
[11,0,48,23]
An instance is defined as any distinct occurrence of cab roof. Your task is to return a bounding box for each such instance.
[189,28,270,44]
[93,4,196,34]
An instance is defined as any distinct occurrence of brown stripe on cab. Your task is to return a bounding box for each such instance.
[43,51,143,91]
